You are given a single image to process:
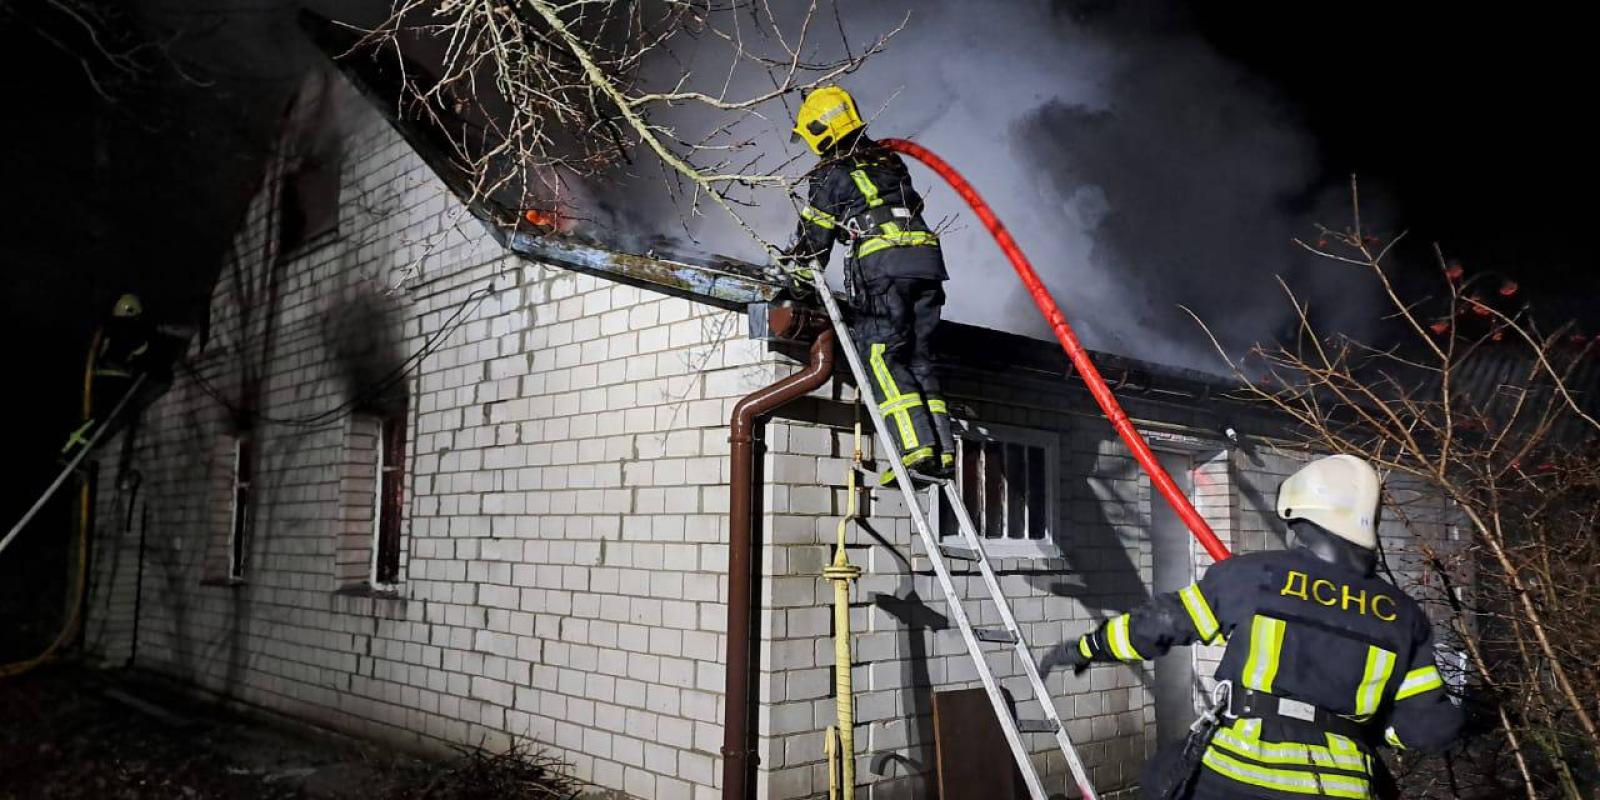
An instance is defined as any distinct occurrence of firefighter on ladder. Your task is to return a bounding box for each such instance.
[1041,455,1463,799]
[61,293,153,459]
[782,85,954,486]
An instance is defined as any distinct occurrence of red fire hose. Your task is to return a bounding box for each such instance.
[880,137,1232,562]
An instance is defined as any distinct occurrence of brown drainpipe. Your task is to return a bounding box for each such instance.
[724,326,836,800]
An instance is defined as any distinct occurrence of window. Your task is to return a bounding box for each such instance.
[228,436,254,579]
[371,411,406,587]
[338,408,407,590]
[276,72,342,256]
[941,421,1059,557]
[278,151,340,254]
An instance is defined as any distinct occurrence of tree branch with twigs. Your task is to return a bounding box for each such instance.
[355,0,902,257]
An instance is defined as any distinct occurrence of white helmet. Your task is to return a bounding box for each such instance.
[1276,455,1381,550]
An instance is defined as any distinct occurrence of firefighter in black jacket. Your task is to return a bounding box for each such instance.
[783,86,954,484]
[1041,455,1463,799]
[61,294,153,458]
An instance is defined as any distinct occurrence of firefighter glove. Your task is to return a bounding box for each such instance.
[1038,638,1093,678]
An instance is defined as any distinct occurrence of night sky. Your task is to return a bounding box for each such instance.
[1,1,1593,643]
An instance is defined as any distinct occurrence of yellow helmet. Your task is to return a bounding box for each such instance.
[113,293,143,318]
[1276,455,1382,550]
[792,86,865,155]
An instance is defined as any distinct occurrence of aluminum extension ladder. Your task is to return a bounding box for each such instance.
[809,273,1098,800]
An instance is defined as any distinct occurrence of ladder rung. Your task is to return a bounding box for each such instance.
[938,544,981,562]
[974,627,1019,644]
[1016,718,1060,734]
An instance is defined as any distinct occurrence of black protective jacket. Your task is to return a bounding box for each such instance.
[1077,548,1463,799]
[790,136,947,289]
[93,317,152,378]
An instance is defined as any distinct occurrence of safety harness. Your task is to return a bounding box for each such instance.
[1150,681,1382,800]
[1228,686,1370,741]
[838,205,929,253]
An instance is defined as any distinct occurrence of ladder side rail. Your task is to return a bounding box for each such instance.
[1,374,150,559]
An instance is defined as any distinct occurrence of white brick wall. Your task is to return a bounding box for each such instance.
[81,72,771,800]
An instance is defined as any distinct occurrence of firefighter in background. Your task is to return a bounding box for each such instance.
[61,294,152,458]
[1040,455,1463,799]
[782,86,955,485]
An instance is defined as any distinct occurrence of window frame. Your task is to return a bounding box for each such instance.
[369,411,406,588]
[945,418,1062,559]
[275,151,342,259]
[227,435,253,580]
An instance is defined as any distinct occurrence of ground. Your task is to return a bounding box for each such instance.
[0,665,581,800]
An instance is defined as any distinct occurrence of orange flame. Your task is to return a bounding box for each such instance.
[523,208,563,228]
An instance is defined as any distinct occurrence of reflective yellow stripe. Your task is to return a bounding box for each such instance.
[1106,614,1143,661]
[1078,637,1093,659]
[1179,584,1221,644]
[1355,646,1398,717]
[857,230,939,258]
[1383,726,1404,749]
[1395,665,1443,701]
[1202,748,1371,799]
[1243,616,1286,692]
[901,446,934,466]
[869,343,918,451]
[849,169,883,207]
[800,205,837,229]
[868,343,901,399]
[928,398,948,415]
[879,393,924,415]
[1211,727,1368,772]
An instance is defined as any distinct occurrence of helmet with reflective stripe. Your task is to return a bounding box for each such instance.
[113,293,143,319]
[792,86,865,155]
[1276,455,1381,550]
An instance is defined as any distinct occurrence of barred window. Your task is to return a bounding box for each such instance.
[942,421,1059,556]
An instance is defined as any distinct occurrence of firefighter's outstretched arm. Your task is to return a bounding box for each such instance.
[1042,557,1244,677]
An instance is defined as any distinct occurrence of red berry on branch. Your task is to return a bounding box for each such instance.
[1499,280,1519,297]
[1444,265,1464,281]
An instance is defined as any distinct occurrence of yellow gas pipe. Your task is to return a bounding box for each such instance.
[823,404,864,800]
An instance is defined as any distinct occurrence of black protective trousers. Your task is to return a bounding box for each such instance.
[850,276,956,470]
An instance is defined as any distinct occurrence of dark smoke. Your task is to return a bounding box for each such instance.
[321,287,408,415]
[568,0,1390,372]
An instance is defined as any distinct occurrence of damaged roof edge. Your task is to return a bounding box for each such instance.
[298,10,1242,400]
[299,9,782,312]
[507,233,780,312]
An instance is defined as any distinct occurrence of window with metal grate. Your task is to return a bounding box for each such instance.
[942,420,1060,557]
